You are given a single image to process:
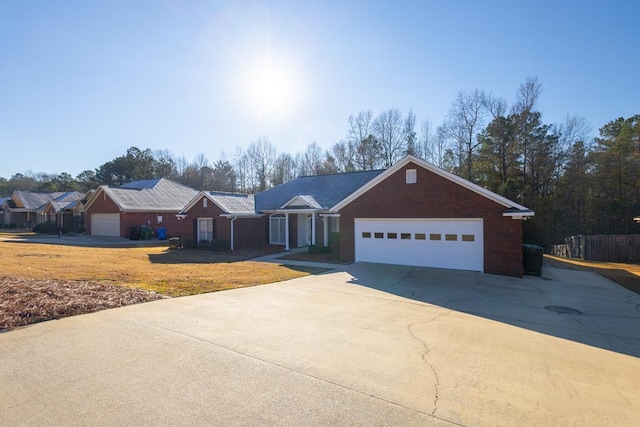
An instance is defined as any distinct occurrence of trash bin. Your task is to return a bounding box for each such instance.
[157,228,167,240]
[140,225,153,240]
[129,226,141,240]
[523,244,544,276]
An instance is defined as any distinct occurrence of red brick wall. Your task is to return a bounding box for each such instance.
[338,162,524,277]
[184,196,267,249]
[85,192,119,236]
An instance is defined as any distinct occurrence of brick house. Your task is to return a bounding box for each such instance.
[83,156,533,276]
[176,191,265,250]
[83,178,198,238]
[256,155,533,277]
[2,191,84,228]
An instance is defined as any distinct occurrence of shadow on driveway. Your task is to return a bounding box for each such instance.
[342,261,640,358]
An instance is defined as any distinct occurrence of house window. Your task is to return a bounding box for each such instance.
[362,232,371,238]
[445,234,457,241]
[401,233,411,240]
[406,169,417,184]
[415,233,426,240]
[197,218,214,243]
[387,232,397,239]
[430,234,441,240]
[157,215,163,224]
[270,215,286,245]
[330,216,340,233]
[203,198,208,208]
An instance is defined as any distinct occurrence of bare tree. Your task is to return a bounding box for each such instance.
[299,142,324,176]
[247,137,276,192]
[331,139,357,172]
[271,153,298,186]
[348,111,379,170]
[440,90,487,180]
[404,109,417,156]
[373,107,405,168]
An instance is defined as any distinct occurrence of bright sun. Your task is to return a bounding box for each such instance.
[238,55,302,120]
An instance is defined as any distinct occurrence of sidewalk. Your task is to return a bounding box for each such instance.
[252,247,348,270]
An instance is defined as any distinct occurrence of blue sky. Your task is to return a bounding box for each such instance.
[1,0,638,178]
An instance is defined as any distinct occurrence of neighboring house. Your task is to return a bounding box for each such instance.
[177,191,265,250]
[256,155,533,277]
[0,197,8,226]
[2,191,84,228]
[41,195,86,231]
[81,155,534,277]
[83,178,198,238]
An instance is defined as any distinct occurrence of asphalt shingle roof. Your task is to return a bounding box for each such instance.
[12,191,84,211]
[255,170,385,211]
[208,192,256,215]
[106,178,198,211]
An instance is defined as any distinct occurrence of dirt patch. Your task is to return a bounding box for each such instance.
[0,277,164,333]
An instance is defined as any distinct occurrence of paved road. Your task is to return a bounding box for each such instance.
[1,263,639,426]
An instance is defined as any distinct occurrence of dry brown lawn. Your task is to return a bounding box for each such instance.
[0,240,320,332]
[545,255,640,294]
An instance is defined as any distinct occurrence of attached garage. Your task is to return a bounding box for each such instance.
[91,213,120,236]
[354,218,484,272]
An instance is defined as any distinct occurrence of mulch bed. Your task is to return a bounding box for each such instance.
[0,277,164,333]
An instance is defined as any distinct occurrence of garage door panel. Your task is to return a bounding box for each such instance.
[91,213,120,237]
[355,219,483,272]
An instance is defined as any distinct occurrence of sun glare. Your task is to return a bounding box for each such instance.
[238,54,303,120]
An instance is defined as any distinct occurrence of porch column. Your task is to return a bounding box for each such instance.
[285,213,290,251]
[311,213,316,245]
[323,215,329,247]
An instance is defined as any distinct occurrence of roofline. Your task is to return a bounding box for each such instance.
[220,213,264,218]
[331,155,532,212]
[181,191,256,215]
[503,210,535,218]
[83,186,121,212]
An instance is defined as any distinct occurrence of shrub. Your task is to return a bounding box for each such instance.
[32,221,59,234]
[210,239,230,252]
[308,245,331,254]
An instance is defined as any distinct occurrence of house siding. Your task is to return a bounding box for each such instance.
[338,162,524,277]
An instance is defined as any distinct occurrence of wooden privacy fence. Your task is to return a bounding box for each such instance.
[550,234,640,262]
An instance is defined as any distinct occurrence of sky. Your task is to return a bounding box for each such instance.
[1,0,638,179]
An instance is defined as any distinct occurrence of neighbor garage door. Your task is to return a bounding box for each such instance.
[354,218,483,272]
[91,213,120,237]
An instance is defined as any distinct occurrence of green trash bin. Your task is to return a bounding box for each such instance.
[140,226,153,240]
[523,244,544,276]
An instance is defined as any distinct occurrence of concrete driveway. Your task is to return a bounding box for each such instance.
[1,263,639,426]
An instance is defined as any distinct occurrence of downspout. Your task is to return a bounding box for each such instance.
[230,216,237,251]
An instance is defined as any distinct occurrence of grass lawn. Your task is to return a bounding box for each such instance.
[0,239,321,331]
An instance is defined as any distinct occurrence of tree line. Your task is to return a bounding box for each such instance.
[1,77,638,246]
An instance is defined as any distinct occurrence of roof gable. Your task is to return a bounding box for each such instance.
[11,191,81,211]
[331,155,533,215]
[255,170,384,212]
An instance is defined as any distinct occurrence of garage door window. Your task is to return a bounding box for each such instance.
[446,234,457,241]
[374,232,384,238]
[430,234,441,240]
[462,234,475,242]
[401,233,411,240]
[415,233,426,240]
[387,232,397,239]
[362,232,371,238]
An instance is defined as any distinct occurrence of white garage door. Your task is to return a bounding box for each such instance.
[91,213,120,237]
[355,218,483,272]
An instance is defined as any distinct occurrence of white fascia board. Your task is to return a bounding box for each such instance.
[220,213,264,218]
[331,155,531,212]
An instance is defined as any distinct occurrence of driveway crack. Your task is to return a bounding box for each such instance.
[407,312,448,416]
